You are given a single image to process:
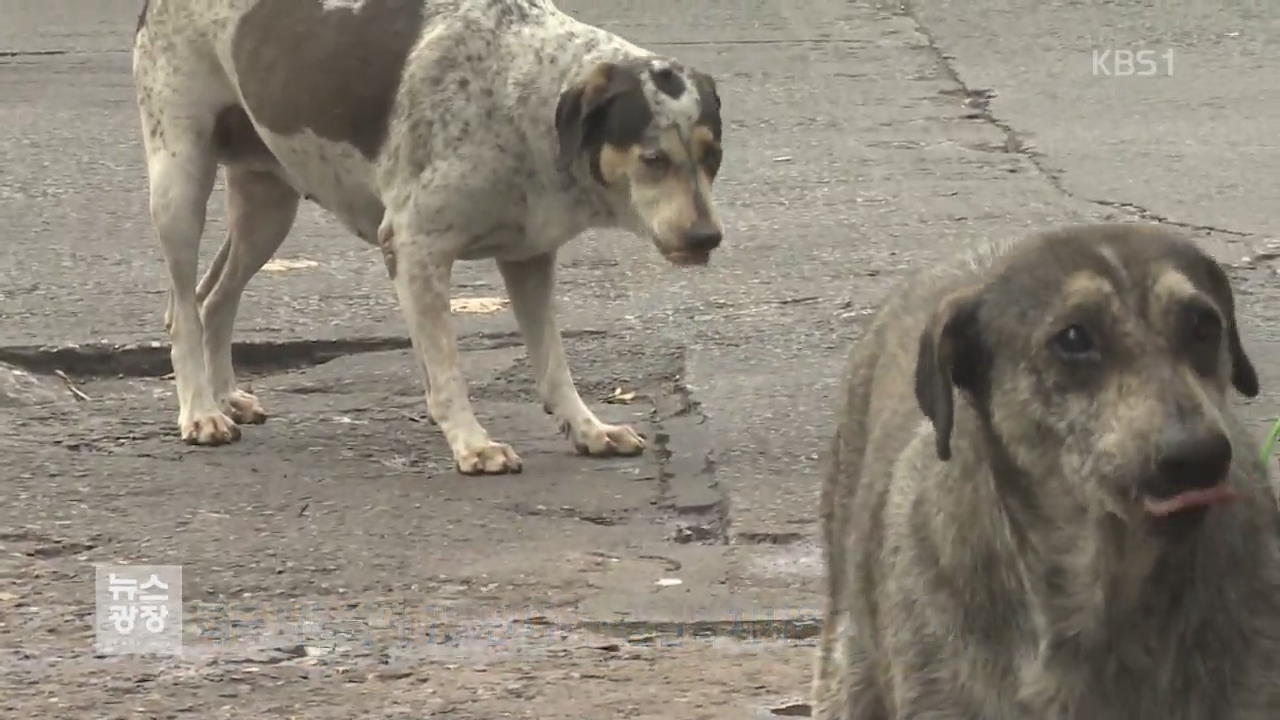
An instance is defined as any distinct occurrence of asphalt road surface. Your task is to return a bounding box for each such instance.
[4,0,1280,717]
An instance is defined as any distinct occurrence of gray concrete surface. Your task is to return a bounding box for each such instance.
[4,0,1280,717]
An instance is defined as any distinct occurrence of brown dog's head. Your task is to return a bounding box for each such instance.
[555,57,723,265]
[915,224,1259,535]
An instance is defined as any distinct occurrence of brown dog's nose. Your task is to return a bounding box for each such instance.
[684,224,722,253]
[1154,425,1232,496]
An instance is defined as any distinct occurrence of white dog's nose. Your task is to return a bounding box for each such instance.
[683,223,721,253]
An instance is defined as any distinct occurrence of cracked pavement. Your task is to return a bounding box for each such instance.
[5,0,1280,717]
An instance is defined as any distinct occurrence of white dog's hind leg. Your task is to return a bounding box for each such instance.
[386,222,522,474]
[196,230,232,305]
[498,252,645,457]
[201,166,300,425]
[142,126,233,444]
[164,222,228,336]
[135,15,244,445]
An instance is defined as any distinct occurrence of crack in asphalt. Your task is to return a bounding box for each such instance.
[735,531,808,546]
[123,615,823,674]
[0,329,607,380]
[575,616,821,641]
[649,38,869,46]
[648,349,732,545]
[1086,200,1252,237]
[130,604,822,665]
[500,502,631,527]
[0,50,69,58]
[902,0,1257,240]
[0,49,132,58]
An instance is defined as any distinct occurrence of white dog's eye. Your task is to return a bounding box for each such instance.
[640,150,670,169]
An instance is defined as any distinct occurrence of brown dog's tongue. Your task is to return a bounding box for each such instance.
[1143,484,1238,517]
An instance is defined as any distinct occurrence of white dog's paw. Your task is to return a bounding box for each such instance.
[222,389,268,425]
[179,411,241,446]
[569,422,647,457]
[454,441,523,475]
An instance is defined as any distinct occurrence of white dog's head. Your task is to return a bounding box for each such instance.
[555,57,724,266]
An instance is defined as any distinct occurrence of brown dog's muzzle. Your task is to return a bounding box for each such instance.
[1142,422,1236,525]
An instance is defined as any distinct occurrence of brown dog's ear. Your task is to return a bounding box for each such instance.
[1193,252,1260,397]
[1215,265,1260,397]
[914,287,985,461]
[554,62,640,173]
[1228,325,1259,397]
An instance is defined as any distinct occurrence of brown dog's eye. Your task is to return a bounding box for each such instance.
[1187,304,1222,345]
[1052,324,1099,361]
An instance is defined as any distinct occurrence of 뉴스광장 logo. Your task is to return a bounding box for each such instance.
[94,564,183,655]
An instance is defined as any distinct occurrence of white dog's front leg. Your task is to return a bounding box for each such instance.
[498,252,645,457]
[388,226,521,475]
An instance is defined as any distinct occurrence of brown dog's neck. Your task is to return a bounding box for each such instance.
[950,411,1245,652]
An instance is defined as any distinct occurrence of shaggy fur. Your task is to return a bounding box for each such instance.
[813,223,1280,719]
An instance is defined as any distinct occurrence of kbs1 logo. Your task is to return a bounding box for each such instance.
[1092,48,1174,77]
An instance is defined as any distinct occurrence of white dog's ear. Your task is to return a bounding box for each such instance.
[914,286,985,461]
[690,70,721,134]
[554,62,641,173]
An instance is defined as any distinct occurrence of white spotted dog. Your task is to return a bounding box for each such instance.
[132,0,725,474]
